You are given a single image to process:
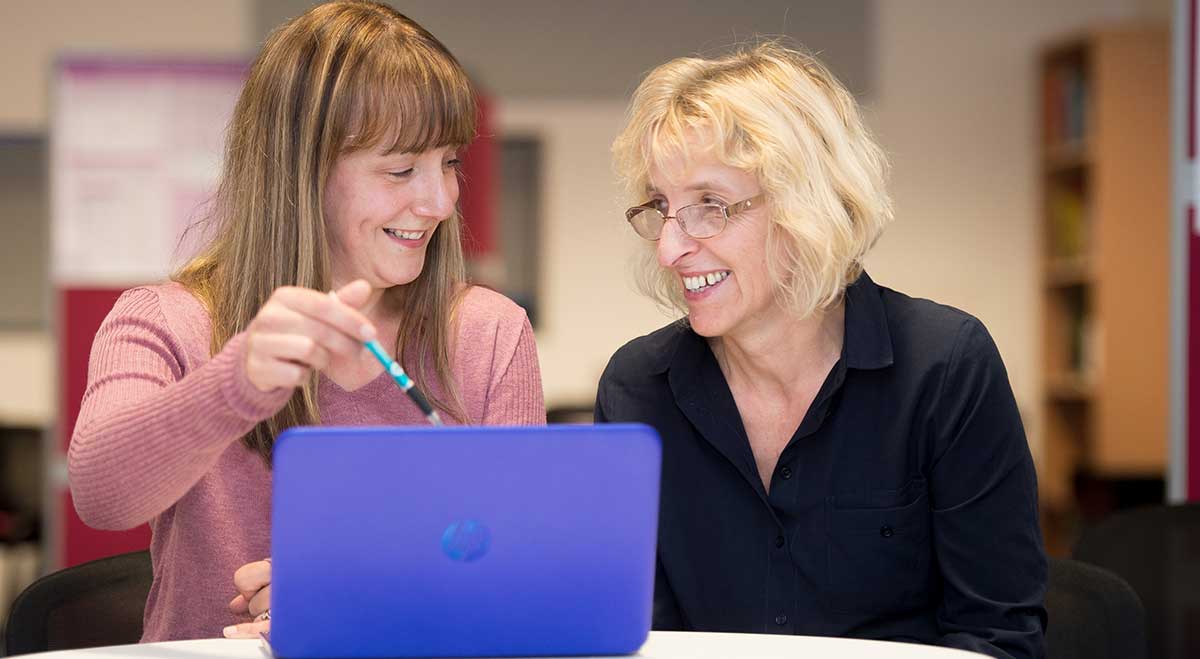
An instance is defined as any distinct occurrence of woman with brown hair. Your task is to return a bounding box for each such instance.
[67,0,544,642]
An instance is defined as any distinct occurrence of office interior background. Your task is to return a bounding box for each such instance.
[0,0,1183,642]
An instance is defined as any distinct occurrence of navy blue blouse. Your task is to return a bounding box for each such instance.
[595,272,1046,659]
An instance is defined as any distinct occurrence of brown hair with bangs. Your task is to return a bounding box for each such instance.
[174,0,476,463]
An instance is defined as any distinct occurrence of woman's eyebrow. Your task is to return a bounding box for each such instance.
[646,181,732,194]
[685,180,731,193]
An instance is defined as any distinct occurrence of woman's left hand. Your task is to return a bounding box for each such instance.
[223,559,272,638]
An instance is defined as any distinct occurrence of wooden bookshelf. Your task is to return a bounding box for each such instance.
[1043,141,1091,174]
[1044,256,1092,287]
[1038,25,1169,555]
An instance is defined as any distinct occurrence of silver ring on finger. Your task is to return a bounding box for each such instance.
[255,609,271,622]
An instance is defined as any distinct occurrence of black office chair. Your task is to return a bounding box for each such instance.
[546,404,595,424]
[1073,503,1200,659]
[1045,557,1146,659]
[4,549,152,655]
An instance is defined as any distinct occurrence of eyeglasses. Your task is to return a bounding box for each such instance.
[625,194,765,241]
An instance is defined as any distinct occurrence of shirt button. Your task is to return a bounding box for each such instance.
[779,466,793,479]
[775,535,785,548]
[775,614,788,626]
[880,526,894,538]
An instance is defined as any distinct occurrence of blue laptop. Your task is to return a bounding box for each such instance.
[268,424,662,658]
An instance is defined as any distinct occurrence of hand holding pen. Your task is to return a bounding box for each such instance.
[328,290,443,426]
[243,280,378,393]
[241,279,443,426]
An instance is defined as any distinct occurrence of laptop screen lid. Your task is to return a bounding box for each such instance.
[269,424,661,658]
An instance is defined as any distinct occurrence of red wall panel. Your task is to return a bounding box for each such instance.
[59,288,151,567]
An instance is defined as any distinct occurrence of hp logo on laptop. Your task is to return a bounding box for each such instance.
[441,520,491,562]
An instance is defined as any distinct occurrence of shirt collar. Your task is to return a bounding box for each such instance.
[842,271,894,370]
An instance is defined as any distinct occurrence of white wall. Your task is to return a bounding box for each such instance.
[0,0,254,134]
[257,0,873,101]
[496,101,677,408]
[0,334,53,427]
[864,0,1154,461]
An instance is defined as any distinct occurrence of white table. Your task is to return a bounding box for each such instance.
[19,632,989,658]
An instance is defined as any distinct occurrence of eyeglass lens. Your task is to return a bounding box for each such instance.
[628,204,726,240]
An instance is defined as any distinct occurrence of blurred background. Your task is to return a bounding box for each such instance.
[0,0,1183,641]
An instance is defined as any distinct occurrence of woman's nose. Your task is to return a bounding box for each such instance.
[413,169,458,220]
[657,217,698,268]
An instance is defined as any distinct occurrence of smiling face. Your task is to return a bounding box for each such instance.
[323,144,461,289]
[649,145,778,340]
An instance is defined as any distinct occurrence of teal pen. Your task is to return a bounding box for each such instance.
[363,338,444,426]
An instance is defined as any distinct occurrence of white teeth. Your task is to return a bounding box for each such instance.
[385,228,425,240]
[682,271,729,292]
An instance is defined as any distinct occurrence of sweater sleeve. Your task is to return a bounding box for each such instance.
[68,287,292,530]
[480,313,546,426]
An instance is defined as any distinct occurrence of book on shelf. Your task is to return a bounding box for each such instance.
[1043,62,1089,148]
[1064,289,1101,379]
[1046,295,1100,399]
[1048,184,1089,260]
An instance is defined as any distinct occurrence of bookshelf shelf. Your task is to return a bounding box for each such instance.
[1037,25,1169,555]
[1044,257,1092,287]
[1045,372,1094,401]
[1043,141,1091,173]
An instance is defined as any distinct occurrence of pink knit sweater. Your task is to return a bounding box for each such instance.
[67,282,545,642]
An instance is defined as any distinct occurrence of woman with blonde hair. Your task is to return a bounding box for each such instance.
[68,0,543,642]
[598,43,1045,658]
